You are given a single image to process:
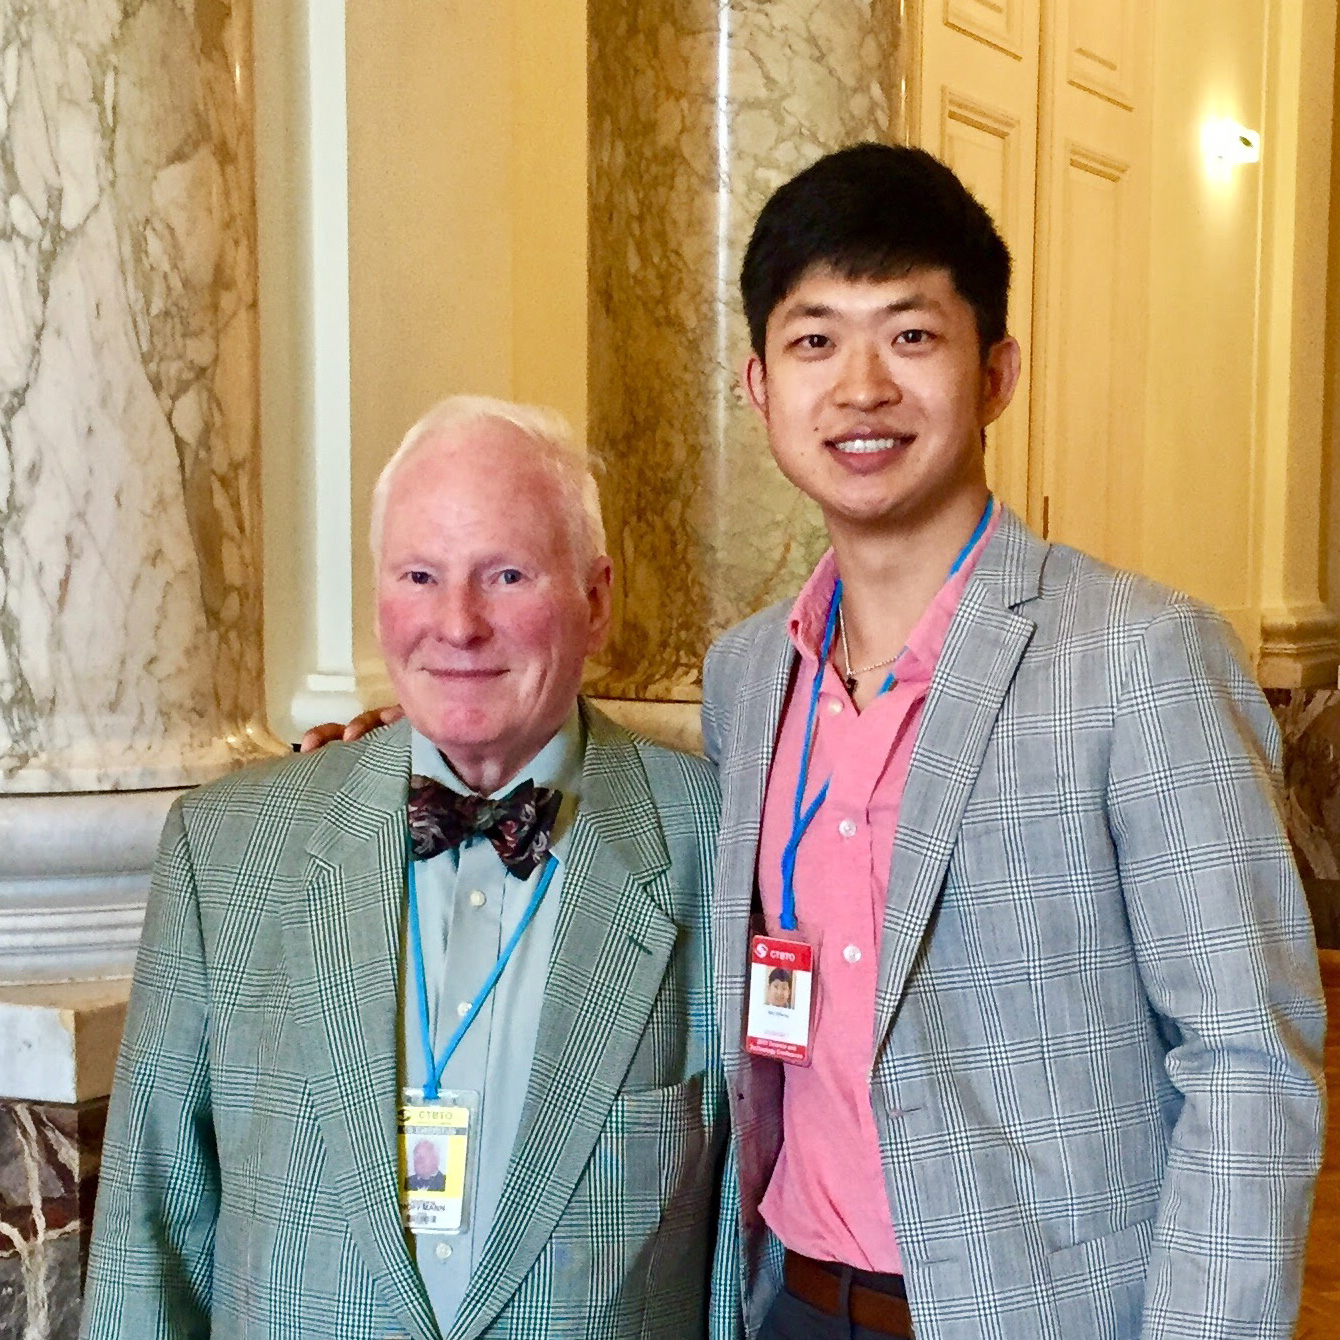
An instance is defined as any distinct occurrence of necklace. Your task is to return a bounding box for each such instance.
[837,606,900,694]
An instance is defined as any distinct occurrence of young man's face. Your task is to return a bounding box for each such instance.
[743,265,1019,542]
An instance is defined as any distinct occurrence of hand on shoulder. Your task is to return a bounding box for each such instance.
[298,705,403,753]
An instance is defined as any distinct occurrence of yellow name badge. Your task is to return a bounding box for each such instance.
[398,1095,476,1234]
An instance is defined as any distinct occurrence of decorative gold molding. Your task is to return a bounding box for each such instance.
[1257,605,1340,688]
[944,0,1025,60]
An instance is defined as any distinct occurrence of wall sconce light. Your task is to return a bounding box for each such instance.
[1202,118,1261,169]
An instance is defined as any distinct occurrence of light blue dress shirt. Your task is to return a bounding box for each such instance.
[400,708,584,1328]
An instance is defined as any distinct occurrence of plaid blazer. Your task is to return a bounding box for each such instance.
[81,704,727,1340]
[702,507,1326,1340]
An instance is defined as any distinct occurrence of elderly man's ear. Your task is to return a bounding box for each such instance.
[298,705,404,753]
[585,555,614,654]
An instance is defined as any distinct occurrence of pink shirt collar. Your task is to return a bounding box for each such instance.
[786,506,1002,687]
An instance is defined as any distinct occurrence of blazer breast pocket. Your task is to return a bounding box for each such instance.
[594,1074,722,1338]
[597,1073,713,1220]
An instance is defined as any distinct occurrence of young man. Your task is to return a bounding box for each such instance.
[703,143,1324,1340]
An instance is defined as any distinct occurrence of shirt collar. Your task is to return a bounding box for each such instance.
[787,550,841,664]
[786,505,1002,681]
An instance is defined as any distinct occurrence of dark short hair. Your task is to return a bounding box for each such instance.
[740,143,1011,359]
[768,968,791,984]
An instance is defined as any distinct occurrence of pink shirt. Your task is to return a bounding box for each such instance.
[756,510,1000,1271]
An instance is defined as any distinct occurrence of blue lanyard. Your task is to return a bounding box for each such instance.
[407,847,557,1101]
[778,495,995,932]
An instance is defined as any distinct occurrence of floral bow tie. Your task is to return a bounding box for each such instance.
[407,775,562,880]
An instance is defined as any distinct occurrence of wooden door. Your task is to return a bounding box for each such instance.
[1028,0,1153,567]
[912,0,1043,518]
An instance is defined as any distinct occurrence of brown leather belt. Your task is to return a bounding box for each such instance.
[783,1250,914,1337]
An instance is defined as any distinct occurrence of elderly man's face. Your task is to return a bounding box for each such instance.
[377,423,611,792]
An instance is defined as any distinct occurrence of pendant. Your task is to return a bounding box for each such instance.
[844,674,857,694]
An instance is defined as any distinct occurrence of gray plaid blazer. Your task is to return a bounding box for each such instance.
[702,507,1325,1340]
[81,704,727,1340]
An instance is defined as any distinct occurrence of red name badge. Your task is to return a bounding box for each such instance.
[745,934,815,1065]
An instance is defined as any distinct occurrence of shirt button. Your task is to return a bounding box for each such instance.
[434,1241,453,1261]
[456,1001,471,1018]
[826,699,843,715]
[844,944,862,964]
[468,889,486,908]
[838,818,857,838]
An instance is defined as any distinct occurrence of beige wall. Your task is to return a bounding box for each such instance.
[1140,0,1340,683]
[1141,0,1268,651]
[918,0,1333,670]
[255,0,588,741]
[345,0,588,704]
[1327,13,1340,619]
[511,2,590,437]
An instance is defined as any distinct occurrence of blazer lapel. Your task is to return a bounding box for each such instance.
[279,720,440,1340]
[714,612,795,1080]
[872,510,1046,1055]
[448,704,678,1340]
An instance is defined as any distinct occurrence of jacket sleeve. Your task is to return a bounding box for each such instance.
[80,799,218,1340]
[1106,601,1326,1340]
[701,638,729,769]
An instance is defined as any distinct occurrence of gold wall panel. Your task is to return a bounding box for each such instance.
[586,0,906,699]
[916,0,1040,516]
[1067,0,1137,110]
[944,0,1026,58]
[1047,146,1128,560]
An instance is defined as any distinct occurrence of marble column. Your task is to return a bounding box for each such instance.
[0,0,274,988]
[585,0,907,719]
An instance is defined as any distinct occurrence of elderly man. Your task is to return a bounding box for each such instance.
[81,397,729,1340]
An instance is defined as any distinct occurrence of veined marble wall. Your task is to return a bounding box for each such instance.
[0,0,271,792]
[0,1097,103,1340]
[586,0,905,700]
[0,0,272,983]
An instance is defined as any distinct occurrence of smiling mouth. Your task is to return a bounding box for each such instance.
[827,434,913,454]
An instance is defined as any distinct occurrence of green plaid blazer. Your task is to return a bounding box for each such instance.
[81,704,728,1340]
[703,507,1326,1340]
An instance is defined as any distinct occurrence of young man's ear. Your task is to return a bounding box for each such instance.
[743,352,769,421]
[981,336,1021,428]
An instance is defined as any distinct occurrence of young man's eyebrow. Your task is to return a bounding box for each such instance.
[778,294,941,322]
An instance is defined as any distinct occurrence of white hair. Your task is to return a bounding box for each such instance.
[369,395,607,569]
